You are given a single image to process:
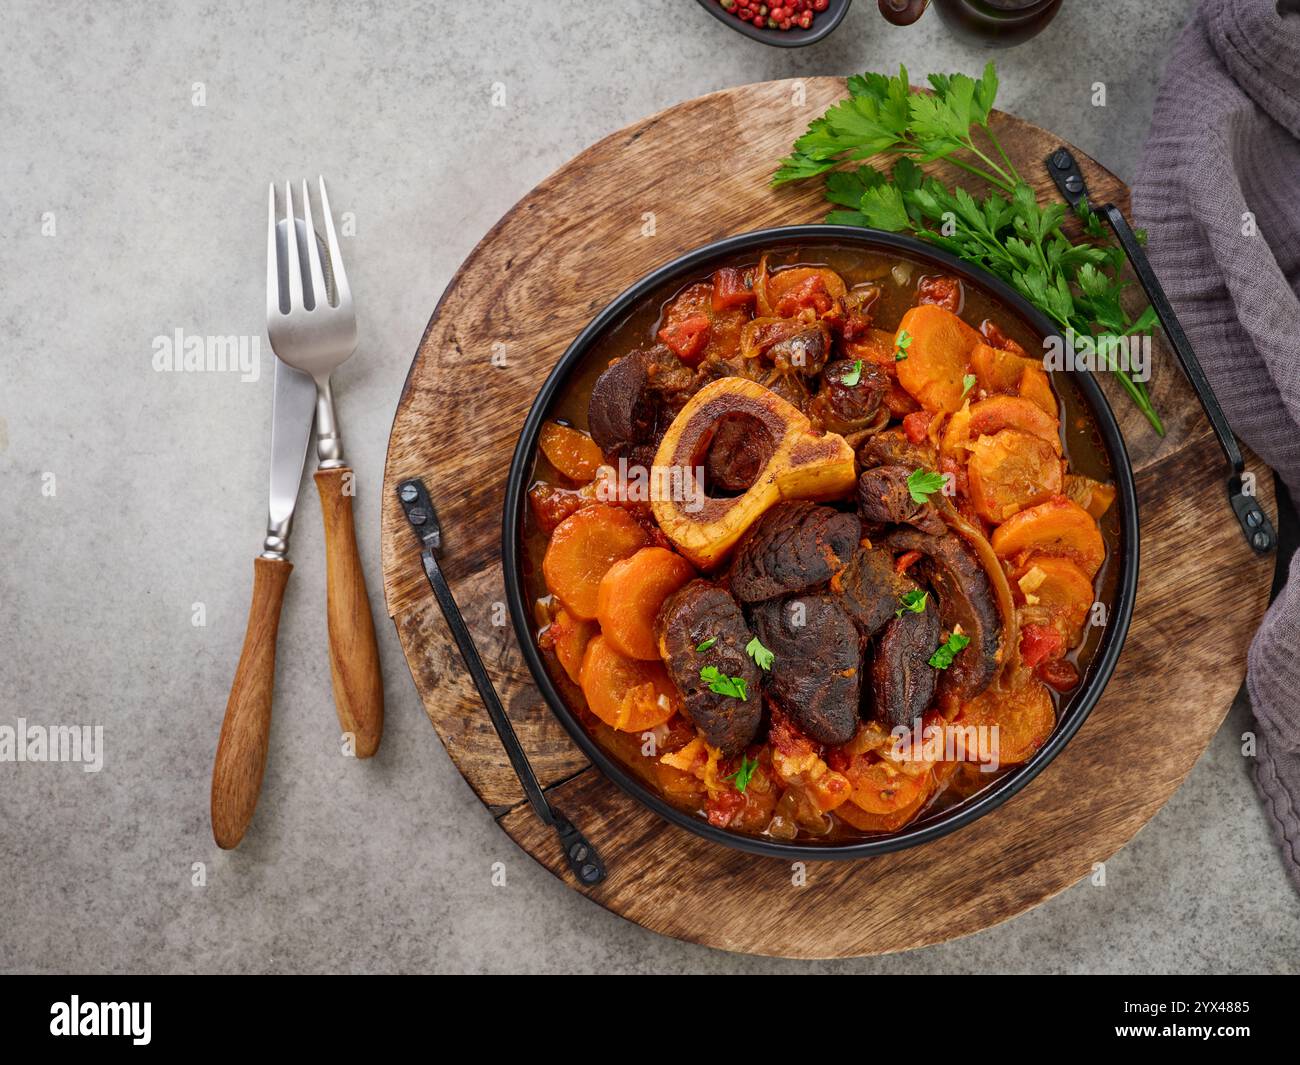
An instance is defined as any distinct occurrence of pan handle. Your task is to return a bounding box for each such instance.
[397,477,606,886]
[1046,149,1276,555]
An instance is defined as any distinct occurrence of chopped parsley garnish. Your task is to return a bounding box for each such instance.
[896,589,929,617]
[961,373,977,399]
[726,754,760,793]
[695,636,718,653]
[840,359,864,386]
[929,632,972,670]
[745,636,774,671]
[894,328,913,361]
[907,467,946,504]
[700,665,748,700]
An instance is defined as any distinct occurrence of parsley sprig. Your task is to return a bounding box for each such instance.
[907,468,946,504]
[700,666,748,701]
[726,754,760,793]
[929,632,972,670]
[896,589,929,617]
[745,636,774,671]
[772,63,1164,436]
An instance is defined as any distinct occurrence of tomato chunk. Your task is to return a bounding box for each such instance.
[658,314,711,361]
[1019,622,1065,668]
[902,410,934,445]
[711,267,754,312]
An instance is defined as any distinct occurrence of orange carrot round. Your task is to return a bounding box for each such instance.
[539,421,605,483]
[596,546,696,660]
[549,608,598,684]
[844,756,930,816]
[967,429,1063,524]
[971,341,1036,394]
[1018,364,1058,417]
[967,395,1061,453]
[543,506,649,619]
[836,783,929,832]
[579,635,679,732]
[991,496,1105,577]
[959,678,1056,766]
[894,304,981,413]
[1012,554,1095,644]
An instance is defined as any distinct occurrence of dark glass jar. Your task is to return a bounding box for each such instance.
[931,0,1063,46]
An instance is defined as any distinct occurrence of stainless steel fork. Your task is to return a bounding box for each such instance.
[266,178,384,760]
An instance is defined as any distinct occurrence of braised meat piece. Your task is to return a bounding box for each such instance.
[837,544,910,638]
[656,581,762,758]
[810,358,889,435]
[856,428,933,472]
[870,594,941,729]
[750,595,861,746]
[587,344,697,459]
[728,501,861,604]
[703,413,774,494]
[885,528,1001,699]
[588,348,655,457]
[916,274,963,314]
[857,465,946,536]
[765,325,830,377]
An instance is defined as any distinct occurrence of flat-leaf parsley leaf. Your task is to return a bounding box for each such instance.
[907,468,946,504]
[700,665,748,701]
[929,632,971,669]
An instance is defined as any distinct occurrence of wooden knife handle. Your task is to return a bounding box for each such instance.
[211,556,291,849]
[315,466,384,758]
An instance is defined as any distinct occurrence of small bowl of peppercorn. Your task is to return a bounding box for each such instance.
[695,0,851,46]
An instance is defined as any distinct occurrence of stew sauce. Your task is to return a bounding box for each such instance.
[521,244,1119,843]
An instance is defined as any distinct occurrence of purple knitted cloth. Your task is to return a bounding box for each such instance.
[1134,0,1300,892]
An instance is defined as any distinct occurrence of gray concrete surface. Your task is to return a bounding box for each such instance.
[1,0,1295,974]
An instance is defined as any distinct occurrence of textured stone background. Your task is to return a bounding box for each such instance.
[1,0,1295,973]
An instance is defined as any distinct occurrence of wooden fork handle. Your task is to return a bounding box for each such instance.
[315,466,384,758]
[211,556,291,849]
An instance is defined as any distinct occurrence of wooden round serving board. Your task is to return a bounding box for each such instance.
[380,79,1276,959]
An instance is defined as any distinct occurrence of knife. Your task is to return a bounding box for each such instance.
[210,215,319,849]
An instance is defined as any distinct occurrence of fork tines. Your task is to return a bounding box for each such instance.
[265,177,351,318]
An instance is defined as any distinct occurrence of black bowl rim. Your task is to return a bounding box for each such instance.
[693,0,852,47]
[502,224,1140,862]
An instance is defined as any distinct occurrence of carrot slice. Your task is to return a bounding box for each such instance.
[967,429,1063,524]
[596,546,695,660]
[836,784,929,832]
[539,422,604,483]
[959,678,1056,766]
[543,506,650,619]
[844,328,902,372]
[1064,474,1117,520]
[844,755,930,815]
[1018,363,1058,417]
[991,496,1105,578]
[967,395,1061,454]
[549,608,598,684]
[895,304,981,413]
[971,342,1037,394]
[1012,554,1094,644]
[939,402,973,460]
[579,635,679,732]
